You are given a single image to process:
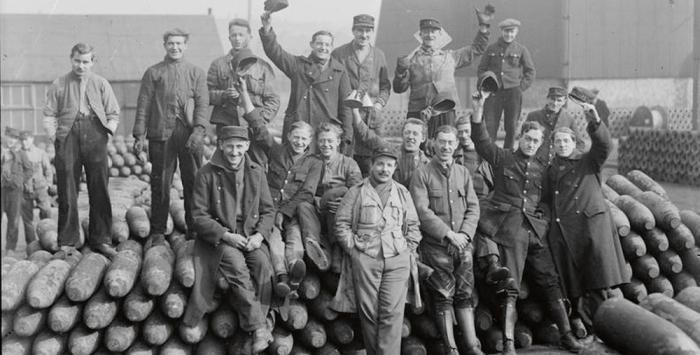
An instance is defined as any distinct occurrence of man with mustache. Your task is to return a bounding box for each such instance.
[240,78,323,296]
[183,125,275,354]
[133,28,209,247]
[525,87,589,164]
[260,11,353,154]
[43,43,121,258]
[394,10,491,138]
[471,93,584,354]
[410,125,483,355]
[478,19,536,150]
[331,14,391,176]
[207,18,279,136]
[333,145,422,355]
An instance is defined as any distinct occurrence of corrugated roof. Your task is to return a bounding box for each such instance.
[0,14,224,82]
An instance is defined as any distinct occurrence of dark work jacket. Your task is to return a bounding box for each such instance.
[259,27,353,150]
[133,57,209,141]
[471,122,548,247]
[183,151,275,326]
[477,38,535,91]
[542,122,628,295]
[246,110,323,218]
[1,148,31,190]
[454,146,493,199]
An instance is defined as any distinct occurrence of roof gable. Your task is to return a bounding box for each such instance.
[1,14,224,82]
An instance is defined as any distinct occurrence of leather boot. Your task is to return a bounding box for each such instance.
[501,296,517,355]
[484,255,511,284]
[436,310,459,355]
[288,259,306,291]
[548,299,585,353]
[455,307,485,355]
[274,274,291,298]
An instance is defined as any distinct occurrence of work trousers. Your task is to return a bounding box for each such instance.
[484,87,522,150]
[407,110,456,139]
[21,188,52,244]
[268,216,305,276]
[2,187,23,251]
[54,113,111,247]
[420,241,475,311]
[496,225,562,301]
[351,250,410,355]
[219,243,273,331]
[149,121,201,236]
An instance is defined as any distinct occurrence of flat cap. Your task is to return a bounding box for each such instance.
[498,18,521,29]
[372,145,398,161]
[547,87,567,98]
[19,130,33,139]
[569,86,595,104]
[353,14,375,29]
[420,18,442,31]
[4,127,19,138]
[264,0,289,13]
[219,126,249,141]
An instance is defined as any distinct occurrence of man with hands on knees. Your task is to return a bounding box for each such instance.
[238,77,324,297]
[183,125,275,354]
[470,91,584,354]
[132,28,209,246]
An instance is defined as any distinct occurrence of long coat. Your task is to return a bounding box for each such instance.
[542,122,628,298]
[183,151,275,326]
[259,27,353,150]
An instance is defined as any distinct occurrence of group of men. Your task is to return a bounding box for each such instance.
[0,5,628,355]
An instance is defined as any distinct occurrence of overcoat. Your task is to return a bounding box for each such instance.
[183,150,275,326]
[542,121,628,297]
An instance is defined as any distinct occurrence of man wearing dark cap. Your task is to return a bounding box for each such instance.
[133,28,209,246]
[19,130,53,245]
[43,43,120,258]
[525,87,589,164]
[478,18,536,150]
[2,127,32,255]
[206,19,280,141]
[331,14,391,176]
[183,125,275,353]
[394,9,492,138]
[590,88,610,126]
[259,11,353,155]
[333,145,422,355]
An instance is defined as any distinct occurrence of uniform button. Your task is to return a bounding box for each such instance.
[576,211,580,214]
[303,96,307,100]
[284,179,288,184]
[308,72,312,75]
[525,180,529,183]
[450,200,454,203]
[523,208,526,212]
[523,190,527,194]
[217,186,221,190]
[555,218,560,222]
[555,191,559,195]
[501,72,504,75]
[525,172,528,176]
[217,200,220,204]
[329,76,333,80]
[253,214,257,218]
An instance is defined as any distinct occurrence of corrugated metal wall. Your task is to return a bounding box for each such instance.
[377,0,694,80]
[566,0,694,79]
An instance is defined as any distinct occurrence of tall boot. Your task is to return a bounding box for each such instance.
[501,296,517,355]
[484,254,511,284]
[436,310,459,355]
[455,307,485,355]
[548,299,585,353]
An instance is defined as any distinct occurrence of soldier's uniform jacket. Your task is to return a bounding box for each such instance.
[23,145,53,192]
[394,31,488,113]
[247,110,323,218]
[471,122,548,247]
[454,146,493,199]
[259,27,353,148]
[542,121,628,294]
[477,38,535,91]
[526,106,590,164]
[207,49,280,126]
[1,148,31,190]
[410,158,480,245]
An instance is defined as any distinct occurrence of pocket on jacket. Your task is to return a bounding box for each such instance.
[392,230,408,252]
[507,53,521,66]
[359,204,381,225]
[583,204,606,217]
[428,188,446,214]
